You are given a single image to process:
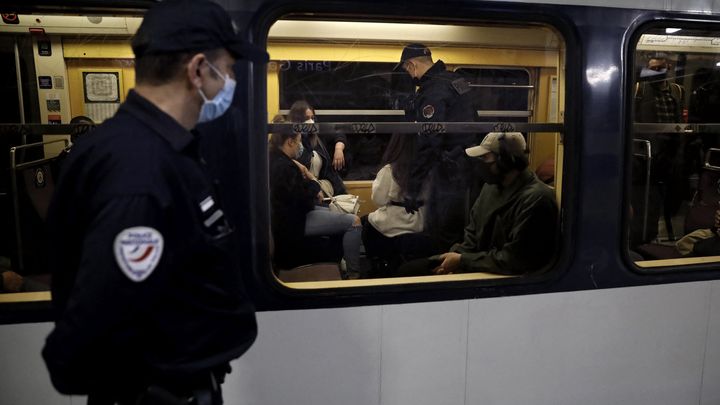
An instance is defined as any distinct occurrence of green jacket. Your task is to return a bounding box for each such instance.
[450,170,558,274]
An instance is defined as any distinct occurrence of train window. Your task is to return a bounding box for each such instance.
[275,64,535,180]
[629,26,720,269]
[0,12,139,305]
[454,67,532,123]
[266,18,565,287]
[275,60,411,179]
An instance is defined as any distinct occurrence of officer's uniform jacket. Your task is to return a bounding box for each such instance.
[42,90,257,395]
[402,60,477,248]
[405,60,477,197]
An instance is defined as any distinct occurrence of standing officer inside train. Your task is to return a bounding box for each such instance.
[42,1,267,404]
[398,43,477,250]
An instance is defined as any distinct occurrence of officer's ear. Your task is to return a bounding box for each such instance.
[186,53,206,89]
[407,61,416,74]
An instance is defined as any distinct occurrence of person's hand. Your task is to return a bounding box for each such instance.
[432,253,461,275]
[292,160,316,181]
[1,271,23,292]
[333,143,346,170]
[317,191,324,204]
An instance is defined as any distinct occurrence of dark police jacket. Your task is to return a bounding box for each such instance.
[406,60,475,126]
[42,90,257,395]
[406,60,476,198]
[269,147,321,268]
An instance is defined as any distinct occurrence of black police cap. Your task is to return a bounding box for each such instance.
[132,0,268,62]
[395,43,432,70]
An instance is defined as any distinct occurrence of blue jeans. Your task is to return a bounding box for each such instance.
[305,206,361,273]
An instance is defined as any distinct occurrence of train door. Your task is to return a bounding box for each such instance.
[0,13,138,300]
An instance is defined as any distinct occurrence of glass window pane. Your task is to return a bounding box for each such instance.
[629,26,720,268]
[267,18,565,286]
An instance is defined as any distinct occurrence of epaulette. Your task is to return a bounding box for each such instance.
[451,78,472,95]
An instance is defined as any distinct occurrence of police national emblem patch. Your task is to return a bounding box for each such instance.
[422,104,435,119]
[114,227,164,282]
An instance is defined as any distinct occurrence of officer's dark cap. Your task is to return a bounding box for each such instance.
[395,43,432,70]
[132,0,268,62]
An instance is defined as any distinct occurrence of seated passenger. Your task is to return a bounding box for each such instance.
[397,132,558,276]
[289,100,347,197]
[0,257,47,293]
[362,133,438,276]
[268,129,363,278]
[674,209,720,257]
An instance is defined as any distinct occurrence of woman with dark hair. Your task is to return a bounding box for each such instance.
[268,124,362,278]
[289,100,347,196]
[361,133,437,276]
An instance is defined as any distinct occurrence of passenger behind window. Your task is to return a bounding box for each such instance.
[396,132,558,276]
[631,52,687,245]
[397,43,479,250]
[268,128,364,279]
[0,256,47,293]
[678,209,720,256]
[289,100,347,197]
[361,133,440,277]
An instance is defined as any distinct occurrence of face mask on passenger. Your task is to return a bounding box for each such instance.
[296,138,305,159]
[640,57,670,85]
[475,158,503,185]
[640,67,668,83]
[197,61,236,123]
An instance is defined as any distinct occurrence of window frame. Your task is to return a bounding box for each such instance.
[624,17,720,275]
[250,1,579,308]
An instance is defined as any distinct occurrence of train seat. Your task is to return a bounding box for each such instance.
[635,243,682,260]
[272,233,344,273]
[10,141,64,276]
[277,263,342,282]
[636,149,720,260]
[21,163,55,221]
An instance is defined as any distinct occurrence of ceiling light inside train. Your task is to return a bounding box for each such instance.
[665,28,682,34]
[586,66,618,86]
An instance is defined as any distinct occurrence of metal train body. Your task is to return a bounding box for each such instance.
[2,0,720,404]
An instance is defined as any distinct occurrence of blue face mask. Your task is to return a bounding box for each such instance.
[197,61,236,123]
[296,139,305,159]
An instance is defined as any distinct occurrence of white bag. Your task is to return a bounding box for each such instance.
[328,194,360,215]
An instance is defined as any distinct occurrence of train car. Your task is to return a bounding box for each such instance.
[1,0,720,404]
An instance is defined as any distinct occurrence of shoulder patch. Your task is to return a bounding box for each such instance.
[422,104,435,119]
[451,78,472,95]
[114,226,164,282]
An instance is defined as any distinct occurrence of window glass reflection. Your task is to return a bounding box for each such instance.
[268,19,564,283]
[630,29,720,266]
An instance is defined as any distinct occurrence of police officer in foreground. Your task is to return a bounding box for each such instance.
[397,43,477,250]
[42,1,267,404]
